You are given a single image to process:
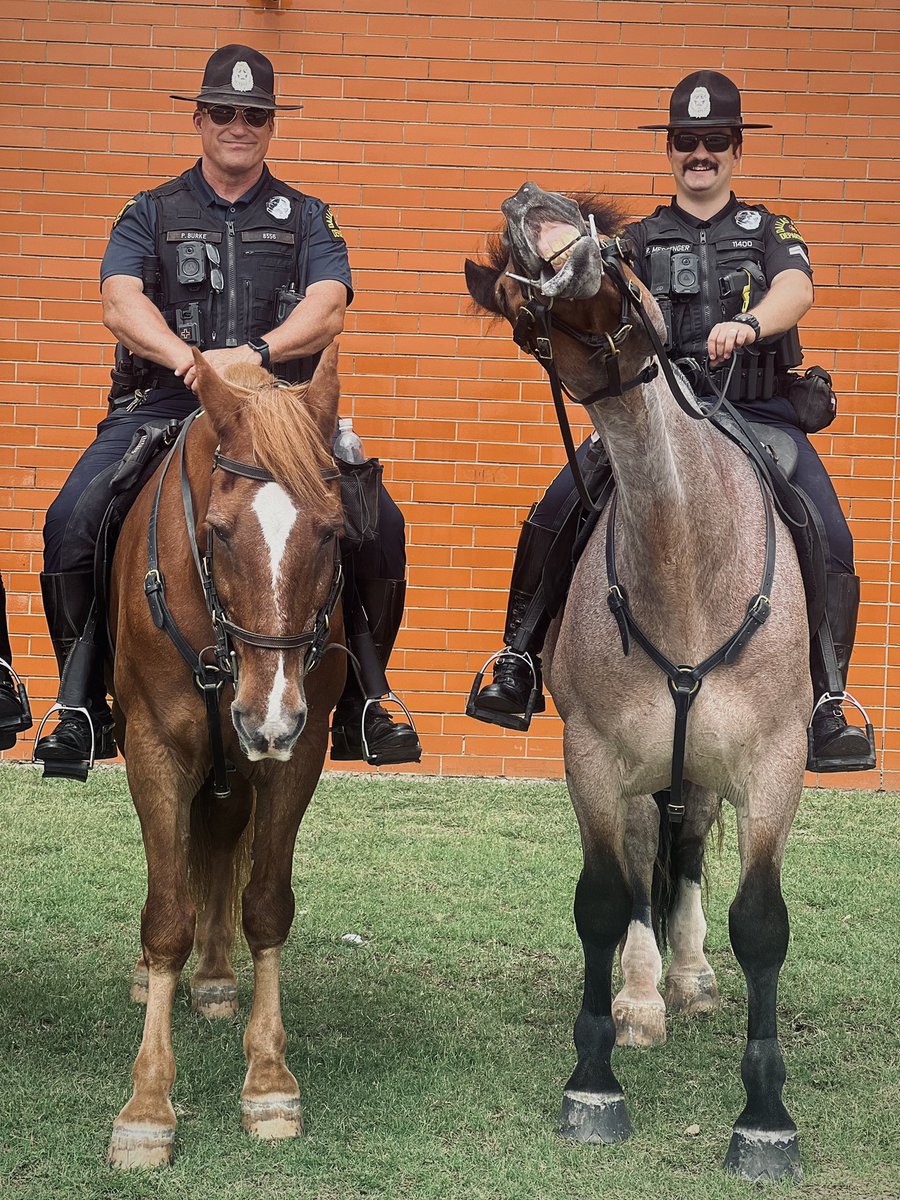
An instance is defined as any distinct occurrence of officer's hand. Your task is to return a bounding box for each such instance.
[178,345,261,394]
[707,320,758,367]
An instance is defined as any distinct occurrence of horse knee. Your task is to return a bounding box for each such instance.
[141,900,196,971]
[242,883,294,954]
[729,863,788,973]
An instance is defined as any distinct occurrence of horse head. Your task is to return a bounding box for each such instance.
[466,182,665,404]
[193,347,344,762]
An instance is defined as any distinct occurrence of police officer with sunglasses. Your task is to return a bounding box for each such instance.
[36,45,421,777]
[469,70,874,774]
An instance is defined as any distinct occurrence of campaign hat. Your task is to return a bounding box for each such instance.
[639,70,771,130]
[170,44,302,111]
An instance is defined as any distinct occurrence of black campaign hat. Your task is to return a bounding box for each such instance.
[170,44,302,111]
[639,70,771,131]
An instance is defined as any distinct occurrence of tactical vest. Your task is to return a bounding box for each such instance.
[637,203,801,403]
[147,170,317,385]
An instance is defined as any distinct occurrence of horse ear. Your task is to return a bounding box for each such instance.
[465,258,501,314]
[193,348,241,436]
[305,342,342,444]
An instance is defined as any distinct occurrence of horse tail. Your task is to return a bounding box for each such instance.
[650,795,678,952]
[187,780,255,933]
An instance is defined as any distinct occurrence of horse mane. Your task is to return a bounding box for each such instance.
[222,363,340,512]
[471,192,631,315]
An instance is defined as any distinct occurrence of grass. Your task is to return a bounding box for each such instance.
[0,763,897,1199]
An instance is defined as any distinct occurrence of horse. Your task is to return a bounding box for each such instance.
[465,184,810,1182]
[105,345,347,1167]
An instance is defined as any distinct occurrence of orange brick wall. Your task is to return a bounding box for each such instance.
[2,1,899,788]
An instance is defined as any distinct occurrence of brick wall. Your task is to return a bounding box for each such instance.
[2,1,899,787]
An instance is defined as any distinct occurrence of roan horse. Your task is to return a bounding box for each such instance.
[466,184,810,1182]
[105,346,346,1167]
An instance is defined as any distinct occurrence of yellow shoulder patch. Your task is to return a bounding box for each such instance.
[774,215,803,243]
[323,206,344,241]
[112,198,138,228]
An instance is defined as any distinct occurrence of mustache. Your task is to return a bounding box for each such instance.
[685,158,718,172]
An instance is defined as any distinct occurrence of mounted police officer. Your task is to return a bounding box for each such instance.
[35,44,421,778]
[469,69,874,774]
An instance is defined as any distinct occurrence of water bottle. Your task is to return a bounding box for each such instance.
[333,417,366,465]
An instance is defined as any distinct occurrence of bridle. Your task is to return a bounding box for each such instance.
[144,409,343,796]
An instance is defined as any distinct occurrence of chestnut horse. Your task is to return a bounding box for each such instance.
[466,185,809,1182]
[106,347,346,1167]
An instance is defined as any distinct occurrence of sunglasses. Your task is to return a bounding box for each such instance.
[671,131,735,154]
[202,104,272,129]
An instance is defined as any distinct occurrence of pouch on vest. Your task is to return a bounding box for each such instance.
[786,366,837,434]
[338,458,382,551]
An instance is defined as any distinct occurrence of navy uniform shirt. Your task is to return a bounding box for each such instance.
[101,160,353,303]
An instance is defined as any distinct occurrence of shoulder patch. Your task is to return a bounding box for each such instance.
[323,206,344,241]
[112,198,138,228]
[773,215,803,243]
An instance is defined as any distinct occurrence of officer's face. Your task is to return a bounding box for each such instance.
[666,127,741,200]
[194,107,274,179]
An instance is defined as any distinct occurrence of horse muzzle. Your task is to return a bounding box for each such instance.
[501,182,605,300]
[231,702,307,762]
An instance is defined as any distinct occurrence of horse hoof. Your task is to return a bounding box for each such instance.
[191,981,238,1019]
[107,1122,175,1169]
[130,968,149,1006]
[559,1089,632,1144]
[612,997,667,1047]
[241,1095,303,1140]
[724,1127,802,1182]
[665,970,720,1015]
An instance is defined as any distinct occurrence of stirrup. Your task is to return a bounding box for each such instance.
[358,693,422,766]
[806,690,876,773]
[0,656,33,735]
[32,702,97,783]
[465,648,541,732]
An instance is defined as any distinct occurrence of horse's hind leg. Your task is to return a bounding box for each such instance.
[559,730,633,1143]
[612,794,666,1048]
[190,776,253,1019]
[724,789,802,1182]
[664,788,720,1015]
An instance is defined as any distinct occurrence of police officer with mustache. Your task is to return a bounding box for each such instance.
[469,70,873,774]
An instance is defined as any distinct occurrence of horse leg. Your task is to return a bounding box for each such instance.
[190,776,253,1019]
[238,752,323,1140]
[130,951,148,1005]
[664,788,720,1015]
[612,794,666,1048]
[559,733,633,1143]
[724,802,802,1182]
[108,752,196,1169]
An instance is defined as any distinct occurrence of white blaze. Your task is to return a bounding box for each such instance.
[251,483,300,746]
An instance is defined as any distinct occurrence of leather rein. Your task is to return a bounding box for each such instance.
[507,230,778,823]
[143,409,343,797]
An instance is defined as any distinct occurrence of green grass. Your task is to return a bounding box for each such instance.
[0,764,897,1199]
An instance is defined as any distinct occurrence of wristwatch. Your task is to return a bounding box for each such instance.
[247,337,271,370]
[732,313,761,341]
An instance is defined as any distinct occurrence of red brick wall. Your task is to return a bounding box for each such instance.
[3,1,899,787]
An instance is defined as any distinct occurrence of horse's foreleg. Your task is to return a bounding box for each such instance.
[613,794,666,1048]
[559,739,633,1144]
[108,759,196,1169]
[664,793,720,1015]
[724,808,802,1182]
[190,777,254,1019]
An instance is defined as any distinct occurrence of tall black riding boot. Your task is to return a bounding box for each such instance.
[33,571,117,781]
[467,518,557,731]
[331,577,422,766]
[0,576,32,750]
[807,572,876,772]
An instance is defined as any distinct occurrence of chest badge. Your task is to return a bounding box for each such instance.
[266,196,292,221]
[734,209,762,231]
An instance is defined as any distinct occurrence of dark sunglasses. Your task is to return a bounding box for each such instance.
[671,131,734,154]
[202,104,272,129]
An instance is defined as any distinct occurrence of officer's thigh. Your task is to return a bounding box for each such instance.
[778,424,854,575]
[350,483,406,581]
[531,436,594,530]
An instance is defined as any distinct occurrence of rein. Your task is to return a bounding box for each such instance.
[508,229,784,823]
[144,410,343,797]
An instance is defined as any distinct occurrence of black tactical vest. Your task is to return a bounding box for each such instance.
[148,170,316,384]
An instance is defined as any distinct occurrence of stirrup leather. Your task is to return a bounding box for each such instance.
[806,689,876,773]
[466,648,542,732]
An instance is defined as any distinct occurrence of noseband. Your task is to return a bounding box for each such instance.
[144,409,343,796]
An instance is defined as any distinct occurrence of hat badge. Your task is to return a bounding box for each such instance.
[231,62,254,93]
[688,86,711,119]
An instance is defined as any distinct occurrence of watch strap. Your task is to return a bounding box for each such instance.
[248,337,271,369]
[733,313,761,340]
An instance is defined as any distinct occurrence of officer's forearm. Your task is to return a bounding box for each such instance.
[260,281,346,364]
[101,278,194,374]
[746,270,814,339]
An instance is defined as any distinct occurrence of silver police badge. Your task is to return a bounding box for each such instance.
[266,196,292,221]
[688,87,711,119]
[735,209,762,231]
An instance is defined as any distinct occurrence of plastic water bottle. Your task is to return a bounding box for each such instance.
[333,417,366,465]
